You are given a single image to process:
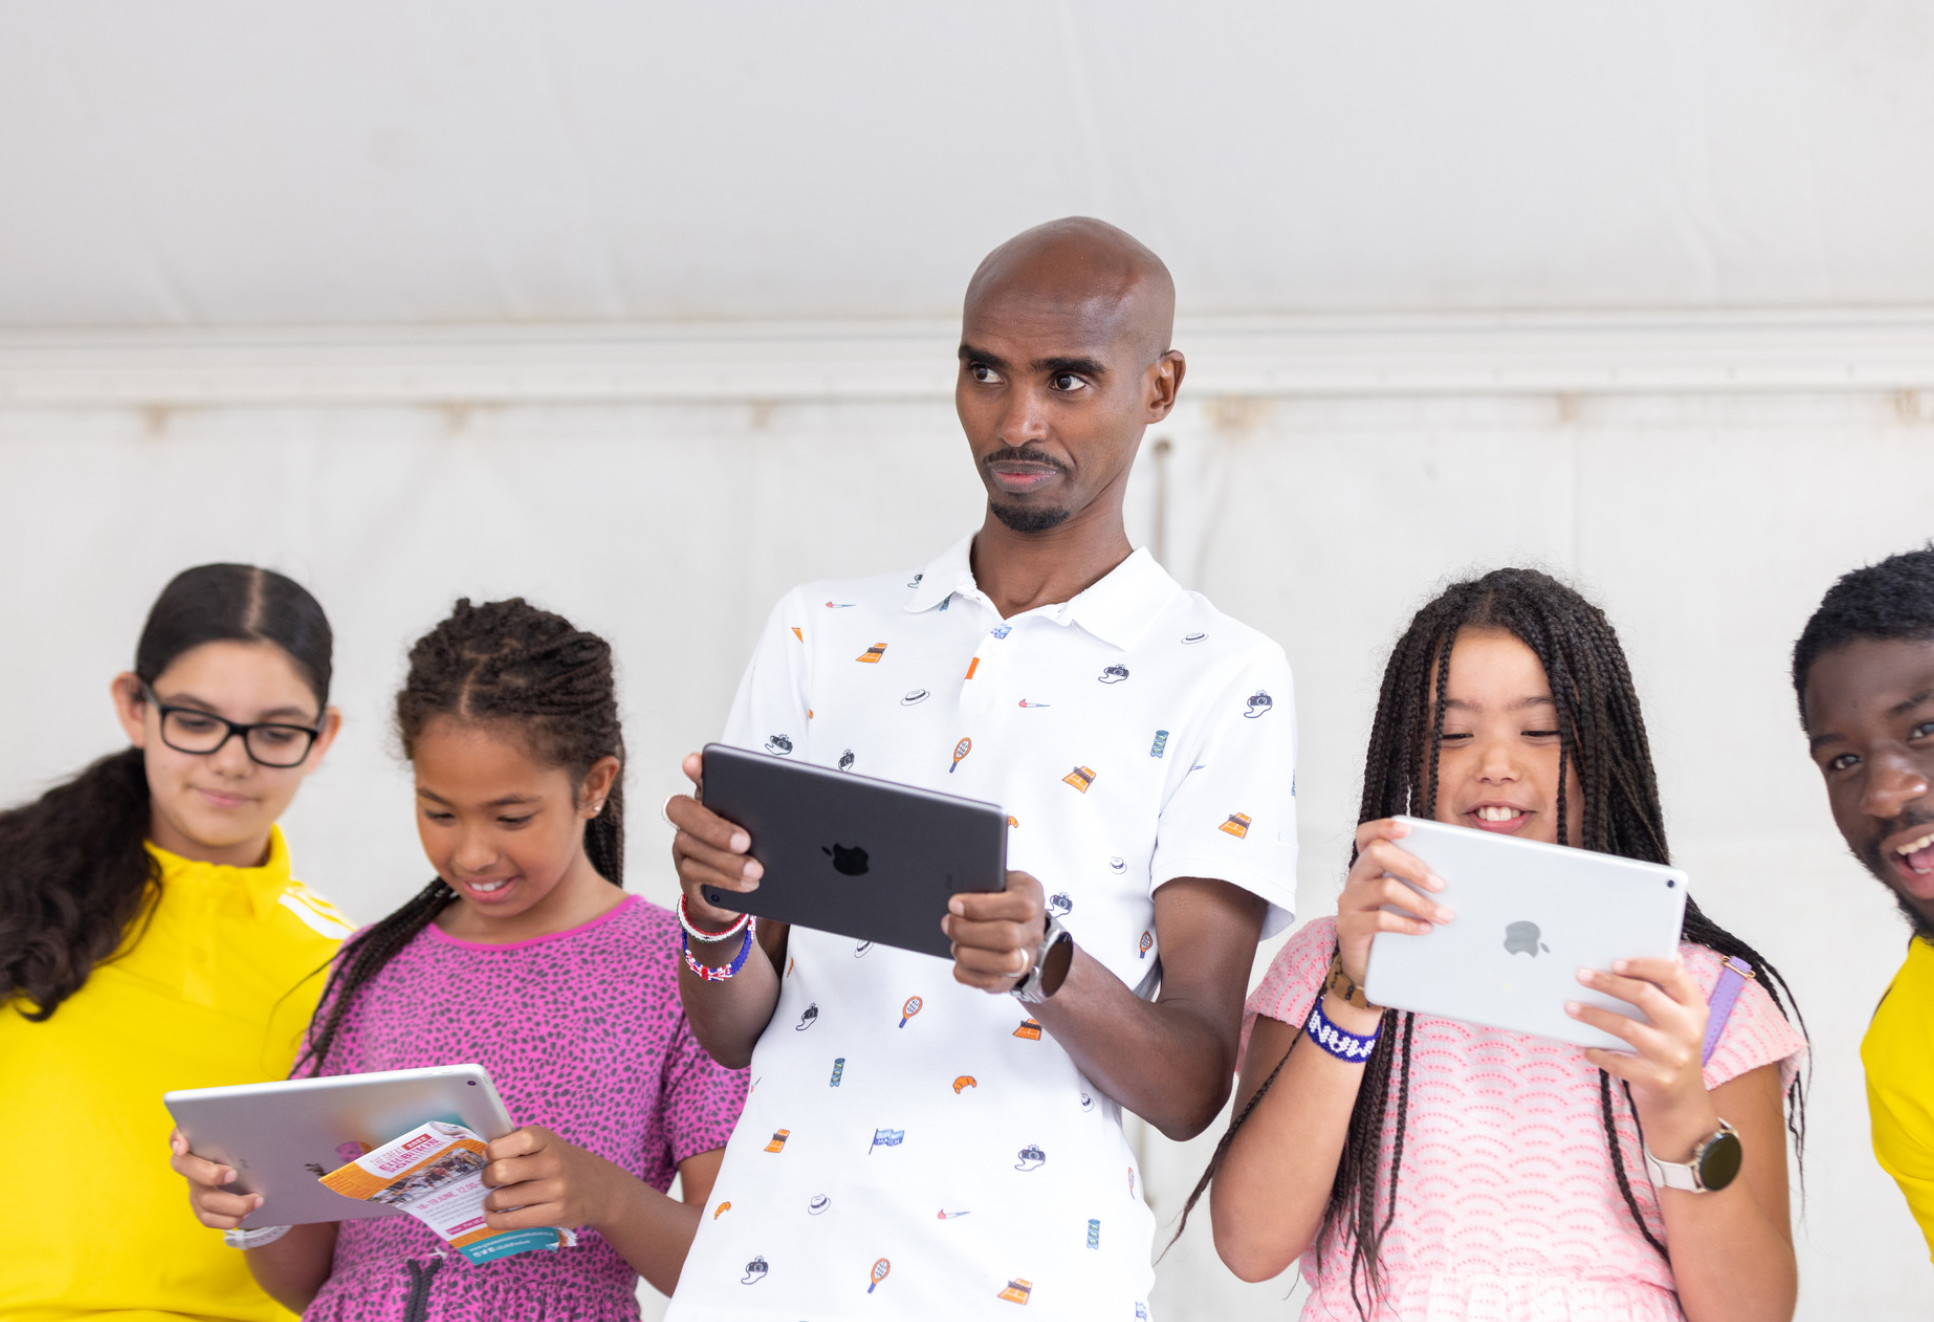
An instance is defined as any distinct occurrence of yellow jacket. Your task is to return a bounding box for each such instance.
[0,828,350,1321]
[1865,934,1934,1262]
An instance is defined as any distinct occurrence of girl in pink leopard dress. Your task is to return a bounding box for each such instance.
[174,599,748,1320]
[1195,570,1807,1322]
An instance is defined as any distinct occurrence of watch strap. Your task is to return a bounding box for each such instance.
[1643,1146,1701,1192]
[1643,1119,1739,1194]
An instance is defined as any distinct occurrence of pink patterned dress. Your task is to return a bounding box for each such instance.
[1243,917,1806,1322]
[298,895,749,1321]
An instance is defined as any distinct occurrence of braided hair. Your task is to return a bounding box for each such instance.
[297,598,626,1073]
[1177,568,1806,1310]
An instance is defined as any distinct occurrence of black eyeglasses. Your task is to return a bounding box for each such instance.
[143,685,322,769]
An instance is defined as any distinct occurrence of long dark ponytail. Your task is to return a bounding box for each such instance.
[298,598,626,1074]
[0,564,333,1020]
[1177,568,1806,1309]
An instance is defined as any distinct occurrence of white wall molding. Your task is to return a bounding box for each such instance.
[3,309,1933,408]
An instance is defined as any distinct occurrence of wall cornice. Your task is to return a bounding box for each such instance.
[2,309,1932,407]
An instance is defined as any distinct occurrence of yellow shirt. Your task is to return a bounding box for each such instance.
[1864,933,1934,1262]
[0,828,351,1321]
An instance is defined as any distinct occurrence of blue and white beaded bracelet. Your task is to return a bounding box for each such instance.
[1304,997,1380,1062]
[683,923,756,982]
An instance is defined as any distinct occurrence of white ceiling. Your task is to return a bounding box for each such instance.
[3,0,1932,327]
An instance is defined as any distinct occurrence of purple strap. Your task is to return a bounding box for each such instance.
[1701,958,1753,1066]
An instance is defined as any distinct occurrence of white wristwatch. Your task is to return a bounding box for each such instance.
[1643,1120,1743,1193]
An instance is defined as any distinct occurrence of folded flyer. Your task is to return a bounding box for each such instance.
[319,1120,575,1263]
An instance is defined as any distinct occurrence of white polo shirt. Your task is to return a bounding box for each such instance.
[668,535,1298,1322]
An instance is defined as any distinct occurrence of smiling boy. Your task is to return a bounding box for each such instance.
[1794,546,1934,1257]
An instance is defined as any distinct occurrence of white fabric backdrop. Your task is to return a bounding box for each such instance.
[3,0,1934,324]
[3,344,1931,1317]
[5,0,1934,1314]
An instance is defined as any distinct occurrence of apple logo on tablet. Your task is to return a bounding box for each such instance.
[1504,921,1550,956]
[824,843,870,876]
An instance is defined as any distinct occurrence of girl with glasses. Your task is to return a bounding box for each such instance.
[0,562,351,1322]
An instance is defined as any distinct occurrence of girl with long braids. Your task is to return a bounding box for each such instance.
[172,598,748,1320]
[1196,569,1807,1321]
[1,563,350,1322]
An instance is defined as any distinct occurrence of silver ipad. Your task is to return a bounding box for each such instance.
[698,742,1007,961]
[164,1064,516,1228]
[1362,816,1688,1049]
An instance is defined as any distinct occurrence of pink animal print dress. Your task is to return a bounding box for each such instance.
[299,895,748,1321]
[1243,917,1805,1322]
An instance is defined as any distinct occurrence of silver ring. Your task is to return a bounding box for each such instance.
[661,794,679,826]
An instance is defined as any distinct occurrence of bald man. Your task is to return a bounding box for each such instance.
[665,219,1299,1319]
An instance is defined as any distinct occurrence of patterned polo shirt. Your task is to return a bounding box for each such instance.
[667,534,1298,1321]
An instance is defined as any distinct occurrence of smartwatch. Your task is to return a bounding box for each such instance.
[1643,1120,1743,1194]
[1011,915,1075,1004]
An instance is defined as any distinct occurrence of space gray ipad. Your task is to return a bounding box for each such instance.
[164,1064,516,1229]
[1361,816,1688,1050]
[698,742,1007,961]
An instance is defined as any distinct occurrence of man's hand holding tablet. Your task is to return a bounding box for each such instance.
[666,749,1059,1001]
[944,871,1052,994]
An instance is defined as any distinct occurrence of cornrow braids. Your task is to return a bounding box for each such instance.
[1177,568,1806,1313]
[297,597,627,1074]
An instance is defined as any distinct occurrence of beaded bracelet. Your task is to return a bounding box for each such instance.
[683,924,755,982]
[1304,997,1380,1062]
[222,1224,292,1251]
[677,893,751,944]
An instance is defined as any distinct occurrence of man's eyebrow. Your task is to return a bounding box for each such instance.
[958,342,1008,368]
[1807,684,1934,751]
[1887,688,1934,720]
[1032,355,1108,377]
